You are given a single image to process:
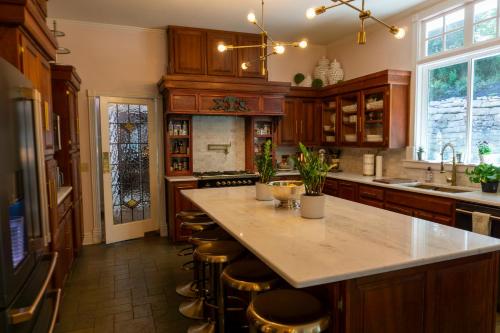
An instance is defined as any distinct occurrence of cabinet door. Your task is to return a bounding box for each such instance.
[299,100,321,146]
[67,85,78,150]
[339,93,360,146]
[278,99,297,146]
[323,178,338,196]
[46,159,58,232]
[64,211,74,273]
[70,152,82,201]
[207,31,237,76]
[237,33,266,78]
[170,27,206,75]
[72,198,83,255]
[172,181,198,241]
[385,203,413,216]
[338,181,357,201]
[361,86,389,147]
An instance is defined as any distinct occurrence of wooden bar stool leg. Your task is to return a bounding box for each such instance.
[216,263,225,333]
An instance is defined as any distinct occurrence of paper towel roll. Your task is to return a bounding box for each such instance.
[375,156,383,178]
[363,154,375,176]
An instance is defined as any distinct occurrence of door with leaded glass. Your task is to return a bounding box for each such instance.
[100,97,158,244]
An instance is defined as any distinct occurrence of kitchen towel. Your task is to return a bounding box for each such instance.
[375,156,383,179]
[472,211,492,236]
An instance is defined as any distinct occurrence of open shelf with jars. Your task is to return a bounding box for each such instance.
[245,117,276,172]
[166,116,193,176]
[322,98,338,145]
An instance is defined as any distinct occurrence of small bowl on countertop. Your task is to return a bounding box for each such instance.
[268,181,304,209]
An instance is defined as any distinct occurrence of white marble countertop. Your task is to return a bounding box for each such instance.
[275,171,500,207]
[165,175,198,182]
[182,186,500,288]
[57,186,72,206]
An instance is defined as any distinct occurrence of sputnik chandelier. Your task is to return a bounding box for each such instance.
[217,0,308,75]
[306,0,406,45]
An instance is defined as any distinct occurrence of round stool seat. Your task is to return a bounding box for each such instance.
[221,259,280,292]
[194,241,245,264]
[247,289,330,333]
[181,221,216,232]
[189,228,232,246]
[177,211,214,224]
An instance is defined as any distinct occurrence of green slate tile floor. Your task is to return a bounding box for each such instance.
[54,235,193,333]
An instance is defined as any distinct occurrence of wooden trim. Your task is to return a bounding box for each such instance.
[50,64,82,91]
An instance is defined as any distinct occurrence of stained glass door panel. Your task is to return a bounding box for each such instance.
[100,97,157,244]
[108,103,150,224]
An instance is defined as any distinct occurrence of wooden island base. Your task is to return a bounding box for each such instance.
[318,252,498,333]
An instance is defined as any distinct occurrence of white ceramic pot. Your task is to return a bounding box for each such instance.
[256,182,273,201]
[300,194,325,219]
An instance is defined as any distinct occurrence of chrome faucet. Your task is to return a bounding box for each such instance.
[440,143,457,186]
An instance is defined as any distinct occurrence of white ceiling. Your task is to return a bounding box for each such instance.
[48,0,431,44]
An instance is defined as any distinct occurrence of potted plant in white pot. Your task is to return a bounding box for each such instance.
[255,140,276,201]
[294,143,332,219]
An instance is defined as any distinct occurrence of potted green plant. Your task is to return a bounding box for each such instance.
[477,141,491,164]
[255,140,276,201]
[293,143,333,218]
[465,163,499,193]
[417,147,425,161]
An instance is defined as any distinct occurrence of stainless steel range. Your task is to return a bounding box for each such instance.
[194,170,259,188]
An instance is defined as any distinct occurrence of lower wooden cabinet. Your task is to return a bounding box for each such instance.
[338,181,358,201]
[357,185,384,208]
[323,178,338,196]
[167,180,198,242]
[53,194,73,289]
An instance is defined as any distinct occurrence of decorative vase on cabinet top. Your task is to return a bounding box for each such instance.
[328,59,344,85]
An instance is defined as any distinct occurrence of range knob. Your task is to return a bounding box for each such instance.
[221,181,227,186]
[216,181,221,186]
[237,180,242,185]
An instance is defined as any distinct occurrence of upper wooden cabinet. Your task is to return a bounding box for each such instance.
[278,97,321,146]
[206,31,237,76]
[167,26,265,79]
[237,33,266,79]
[169,27,207,75]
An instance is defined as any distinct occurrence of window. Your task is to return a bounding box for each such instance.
[419,51,500,164]
[421,0,500,58]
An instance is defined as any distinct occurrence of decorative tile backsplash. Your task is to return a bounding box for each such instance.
[192,116,245,172]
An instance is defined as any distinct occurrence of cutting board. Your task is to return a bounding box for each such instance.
[373,178,417,184]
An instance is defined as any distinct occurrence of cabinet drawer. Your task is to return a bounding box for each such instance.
[414,210,453,225]
[338,181,357,201]
[358,185,384,201]
[385,203,413,216]
[385,190,454,216]
[359,197,385,209]
[324,179,338,196]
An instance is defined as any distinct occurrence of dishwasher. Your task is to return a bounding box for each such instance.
[455,201,500,237]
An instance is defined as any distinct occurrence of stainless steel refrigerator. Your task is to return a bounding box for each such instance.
[0,57,59,332]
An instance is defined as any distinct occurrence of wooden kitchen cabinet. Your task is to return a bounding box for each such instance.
[323,178,338,196]
[338,181,358,201]
[167,180,199,242]
[167,26,265,79]
[169,26,207,75]
[357,185,384,208]
[53,193,73,289]
[237,33,266,79]
[207,30,237,76]
[278,98,321,146]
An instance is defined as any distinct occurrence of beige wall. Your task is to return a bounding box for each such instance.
[51,19,329,243]
[326,16,414,80]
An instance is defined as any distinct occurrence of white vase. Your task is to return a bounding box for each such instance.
[300,194,325,219]
[314,56,330,84]
[256,182,273,201]
[328,59,344,85]
[300,74,313,87]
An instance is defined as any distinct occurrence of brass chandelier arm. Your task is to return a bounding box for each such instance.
[330,0,395,30]
[226,44,267,50]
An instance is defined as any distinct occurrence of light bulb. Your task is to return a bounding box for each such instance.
[390,26,406,39]
[247,12,256,23]
[299,40,308,48]
[241,62,249,70]
[306,7,317,19]
[394,27,406,39]
[217,43,227,52]
[274,44,285,54]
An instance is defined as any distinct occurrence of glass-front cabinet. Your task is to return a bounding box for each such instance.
[166,116,192,176]
[361,87,388,146]
[339,93,360,145]
[245,117,276,172]
[322,98,337,145]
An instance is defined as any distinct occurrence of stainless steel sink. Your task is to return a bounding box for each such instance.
[403,184,474,193]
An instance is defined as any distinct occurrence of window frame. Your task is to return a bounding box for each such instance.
[419,0,500,61]
[416,45,500,164]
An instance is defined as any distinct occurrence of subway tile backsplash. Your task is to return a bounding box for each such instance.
[192,116,245,172]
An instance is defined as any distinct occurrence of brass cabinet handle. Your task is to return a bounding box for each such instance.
[48,289,62,333]
[49,179,56,209]
[9,252,59,324]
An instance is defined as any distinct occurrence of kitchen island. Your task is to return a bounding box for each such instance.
[183,186,500,333]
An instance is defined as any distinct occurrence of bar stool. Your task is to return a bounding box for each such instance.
[178,229,233,320]
[188,241,245,333]
[221,258,281,331]
[247,289,331,333]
